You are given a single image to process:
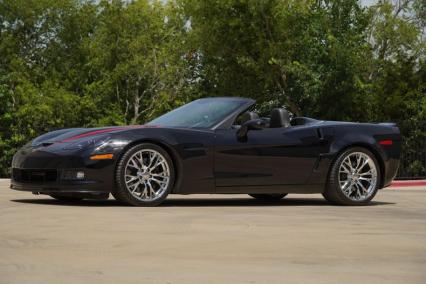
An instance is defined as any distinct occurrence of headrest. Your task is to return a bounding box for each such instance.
[270,108,290,128]
[239,111,259,124]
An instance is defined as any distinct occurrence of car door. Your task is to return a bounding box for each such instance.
[214,125,326,188]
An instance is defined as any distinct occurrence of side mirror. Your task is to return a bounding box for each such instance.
[237,119,267,141]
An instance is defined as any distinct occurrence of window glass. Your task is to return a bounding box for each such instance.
[148,98,246,129]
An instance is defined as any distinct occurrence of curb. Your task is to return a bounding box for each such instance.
[390,180,426,187]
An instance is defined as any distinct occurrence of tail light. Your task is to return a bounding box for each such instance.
[379,139,393,146]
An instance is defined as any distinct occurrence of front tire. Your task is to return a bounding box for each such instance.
[323,147,381,206]
[113,143,175,206]
[249,194,287,201]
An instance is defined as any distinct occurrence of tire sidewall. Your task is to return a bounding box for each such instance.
[115,143,175,206]
[328,147,381,206]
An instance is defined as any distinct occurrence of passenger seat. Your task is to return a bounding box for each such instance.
[269,108,291,128]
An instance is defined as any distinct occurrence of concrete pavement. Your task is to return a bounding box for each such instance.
[0,179,425,284]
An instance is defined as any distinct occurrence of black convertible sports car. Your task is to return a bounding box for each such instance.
[11,97,401,206]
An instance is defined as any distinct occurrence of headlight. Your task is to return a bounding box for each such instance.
[92,139,131,154]
[62,135,110,150]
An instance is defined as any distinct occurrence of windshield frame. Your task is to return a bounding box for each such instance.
[148,97,255,130]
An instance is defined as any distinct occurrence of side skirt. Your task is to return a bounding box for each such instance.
[215,184,325,194]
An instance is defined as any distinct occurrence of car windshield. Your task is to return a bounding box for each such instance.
[147,98,247,129]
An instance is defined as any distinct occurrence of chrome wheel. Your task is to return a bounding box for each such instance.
[338,152,377,201]
[124,149,170,201]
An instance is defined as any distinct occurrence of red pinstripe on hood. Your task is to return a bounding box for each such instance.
[60,125,157,142]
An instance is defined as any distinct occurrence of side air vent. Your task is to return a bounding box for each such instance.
[40,142,55,147]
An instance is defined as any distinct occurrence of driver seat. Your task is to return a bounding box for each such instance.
[270,108,290,128]
[238,111,259,124]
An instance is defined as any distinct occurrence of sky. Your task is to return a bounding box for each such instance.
[361,0,378,6]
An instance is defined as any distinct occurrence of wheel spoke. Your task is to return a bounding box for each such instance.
[136,153,145,169]
[150,160,165,171]
[125,175,138,184]
[338,152,377,202]
[124,149,170,201]
[340,164,351,173]
[344,160,354,172]
[151,173,169,178]
[356,180,368,195]
[357,158,369,172]
[341,181,351,194]
[146,181,155,197]
[140,184,148,198]
[147,152,159,168]
[127,159,140,170]
[151,177,168,186]
[130,181,141,193]
[355,154,362,170]
[358,176,372,182]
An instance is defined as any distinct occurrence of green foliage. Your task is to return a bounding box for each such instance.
[182,0,375,119]
[0,0,425,177]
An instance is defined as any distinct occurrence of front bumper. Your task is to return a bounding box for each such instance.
[10,145,117,196]
[11,173,110,196]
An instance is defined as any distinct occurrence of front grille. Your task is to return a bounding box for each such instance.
[13,168,58,183]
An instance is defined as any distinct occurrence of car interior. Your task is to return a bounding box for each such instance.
[233,108,317,129]
[233,108,291,129]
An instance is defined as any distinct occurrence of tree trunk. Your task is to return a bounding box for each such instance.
[276,71,302,116]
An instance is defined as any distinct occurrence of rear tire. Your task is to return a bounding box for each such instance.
[249,194,287,201]
[323,147,381,206]
[113,143,175,206]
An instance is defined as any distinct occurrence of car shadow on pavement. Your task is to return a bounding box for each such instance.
[10,197,395,207]
[162,198,395,207]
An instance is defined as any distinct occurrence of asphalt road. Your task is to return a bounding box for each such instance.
[1,179,425,284]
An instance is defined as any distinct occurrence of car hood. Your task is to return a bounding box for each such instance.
[30,125,154,146]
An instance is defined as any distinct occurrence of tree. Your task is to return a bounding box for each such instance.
[86,0,195,125]
[367,0,426,177]
[181,0,374,120]
[0,0,424,178]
